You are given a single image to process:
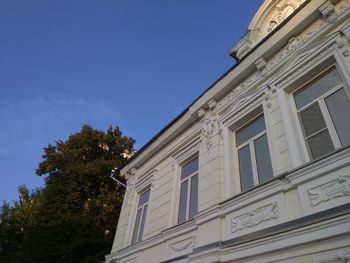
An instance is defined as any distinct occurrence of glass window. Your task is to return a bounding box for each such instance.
[294,67,350,160]
[236,115,273,191]
[178,157,199,224]
[132,189,150,244]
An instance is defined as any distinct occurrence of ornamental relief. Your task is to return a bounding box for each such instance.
[199,100,222,152]
[230,202,279,233]
[201,111,221,152]
[266,0,306,33]
[314,249,350,263]
[169,236,195,254]
[222,0,350,111]
[307,175,350,207]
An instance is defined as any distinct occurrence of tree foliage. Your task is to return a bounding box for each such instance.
[0,125,134,263]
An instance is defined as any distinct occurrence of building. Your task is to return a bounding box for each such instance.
[105,0,350,262]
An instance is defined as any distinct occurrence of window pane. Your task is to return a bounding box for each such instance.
[254,134,273,183]
[132,208,142,244]
[178,180,188,224]
[238,145,254,191]
[138,189,150,207]
[189,174,198,220]
[299,103,327,137]
[307,130,334,159]
[294,68,342,109]
[325,88,350,146]
[138,205,148,242]
[181,157,198,180]
[236,115,266,145]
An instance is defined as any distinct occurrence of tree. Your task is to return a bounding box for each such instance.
[0,125,134,263]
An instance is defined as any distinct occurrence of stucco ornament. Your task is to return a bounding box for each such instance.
[319,0,337,24]
[201,111,220,151]
[337,249,350,262]
[169,236,195,254]
[307,175,350,206]
[267,0,305,32]
[231,202,279,233]
[199,99,221,152]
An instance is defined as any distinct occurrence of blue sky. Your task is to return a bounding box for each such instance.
[0,0,263,202]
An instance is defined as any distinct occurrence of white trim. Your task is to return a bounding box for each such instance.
[234,113,275,191]
[223,126,235,198]
[170,139,201,227]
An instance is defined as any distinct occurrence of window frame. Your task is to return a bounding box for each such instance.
[132,187,150,244]
[273,38,350,168]
[290,65,350,160]
[178,155,199,224]
[234,113,274,192]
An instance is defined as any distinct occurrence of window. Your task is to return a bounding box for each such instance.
[132,188,150,243]
[293,67,350,160]
[178,157,198,224]
[236,114,273,191]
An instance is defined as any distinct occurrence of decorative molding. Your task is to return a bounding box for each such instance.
[264,86,276,108]
[225,0,350,113]
[267,0,306,33]
[230,202,279,233]
[307,175,350,206]
[135,169,157,192]
[337,249,350,261]
[319,0,337,24]
[173,137,201,164]
[337,37,350,57]
[313,249,350,263]
[169,236,195,254]
[121,258,137,263]
[199,100,221,152]
[272,36,337,89]
[255,57,267,74]
[201,110,220,152]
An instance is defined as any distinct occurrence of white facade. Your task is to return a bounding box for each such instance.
[106,0,350,262]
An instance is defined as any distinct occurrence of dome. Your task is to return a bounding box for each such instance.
[230,0,306,60]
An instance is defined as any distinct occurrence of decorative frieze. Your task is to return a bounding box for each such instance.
[230,202,279,233]
[307,175,350,206]
[169,236,195,254]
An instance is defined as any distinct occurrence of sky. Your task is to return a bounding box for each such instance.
[0,0,263,203]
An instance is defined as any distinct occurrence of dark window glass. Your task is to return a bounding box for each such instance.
[178,180,188,224]
[132,209,142,244]
[325,88,350,146]
[299,103,327,137]
[181,157,199,180]
[236,115,266,145]
[138,205,148,242]
[238,145,254,191]
[307,130,334,159]
[189,174,198,220]
[254,134,273,183]
[294,68,342,109]
[132,189,150,243]
[139,189,150,206]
